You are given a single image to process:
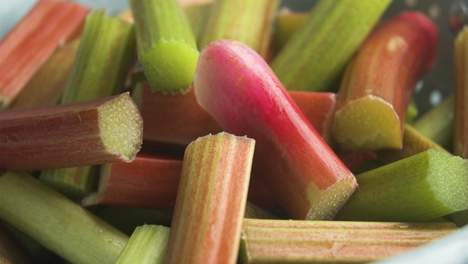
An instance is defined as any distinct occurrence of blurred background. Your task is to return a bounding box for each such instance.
[0,0,460,114]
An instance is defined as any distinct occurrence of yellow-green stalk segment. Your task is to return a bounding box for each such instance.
[40,10,135,198]
[130,0,198,93]
[116,225,169,264]
[273,9,308,53]
[184,2,212,44]
[271,0,391,91]
[337,149,468,222]
[240,219,456,264]
[414,95,454,149]
[165,133,255,264]
[0,172,128,264]
[200,0,280,59]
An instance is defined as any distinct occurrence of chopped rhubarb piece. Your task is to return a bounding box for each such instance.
[194,40,356,219]
[0,0,88,107]
[332,12,438,150]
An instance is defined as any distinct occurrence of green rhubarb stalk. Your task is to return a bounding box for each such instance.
[130,0,198,93]
[184,2,212,44]
[0,172,128,264]
[337,149,468,222]
[273,9,308,53]
[116,225,169,264]
[271,0,391,91]
[240,219,456,264]
[201,0,280,58]
[414,95,454,149]
[40,10,135,198]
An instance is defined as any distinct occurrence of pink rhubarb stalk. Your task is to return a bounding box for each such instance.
[194,40,356,220]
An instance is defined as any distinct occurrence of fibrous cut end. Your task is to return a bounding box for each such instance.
[98,94,143,162]
[333,95,402,150]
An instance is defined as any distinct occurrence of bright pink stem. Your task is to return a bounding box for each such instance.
[194,40,356,219]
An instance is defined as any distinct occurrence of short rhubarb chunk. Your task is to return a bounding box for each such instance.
[165,133,255,264]
[0,93,142,170]
[194,41,356,220]
[116,225,169,264]
[337,149,468,221]
[455,27,468,157]
[271,0,391,91]
[130,0,198,93]
[333,12,438,150]
[240,219,456,264]
[0,0,88,107]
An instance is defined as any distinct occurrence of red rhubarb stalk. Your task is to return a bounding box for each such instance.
[194,40,356,220]
[0,0,88,107]
[137,85,336,145]
[0,93,142,170]
[333,12,438,150]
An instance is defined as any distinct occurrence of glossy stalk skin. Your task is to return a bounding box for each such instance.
[11,40,79,109]
[0,172,128,264]
[414,95,454,149]
[240,219,456,264]
[333,12,438,150]
[201,0,279,59]
[455,27,468,157]
[165,133,255,264]
[272,0,390,91]
[194,40,356,220]
[137,85,336,145]
[0,227,30,264]
[130,0,198,93]
[0,93,143,170]
[82,155,182,209]
[116,225,169,264]
[337,150,468,222]
[0,0,88,107]
[273,9,308,53]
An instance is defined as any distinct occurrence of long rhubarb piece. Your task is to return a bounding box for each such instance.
[414,95,454,149]
[130,0,198,93]
[0,227,30,264]
[240,219,456,264]
[337,149,468,221]
[165,133,255,264]
[0,0,88,107]
[201,0,279,59]
[0,172,128,264]
[11,40,79,109]
[332,12,438,150]
[271,0,390,91]
[455,27,468,157]
[136,85,336,145]
[273,9,308,53]
[116,225,169,264]
[194,40,356,219]
[0,93,142,170]
[82,155,181,208]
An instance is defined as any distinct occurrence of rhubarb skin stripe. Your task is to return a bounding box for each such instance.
[240,219,456,264]
[0,0,88,107]
[455,27,468,157]
[165,133,255,264]
[0,93,142,170]
[138,85,336,145]
[194,41,356,220]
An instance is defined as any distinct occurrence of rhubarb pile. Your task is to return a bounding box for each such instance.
[0,0,467,264]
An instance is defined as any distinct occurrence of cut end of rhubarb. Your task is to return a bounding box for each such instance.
[98,93,143,162]
[333,95,402,150]
[141,41,199,93]
[306,176,357,220]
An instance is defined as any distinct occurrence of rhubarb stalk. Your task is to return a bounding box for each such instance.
[271,0,390,91]
[0,0,88,107]
[136,84,336,145]
[130,0,198,93]
[240,219,456,264]
[194,40,356,220]
[332,12,438,150]
[273,9,308,53]
[201,0,279,59]
[165,133,255,264]
[455,27,468,157]
[0,172,128,264]
[0,93,143,170]
[337,149,468,221]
